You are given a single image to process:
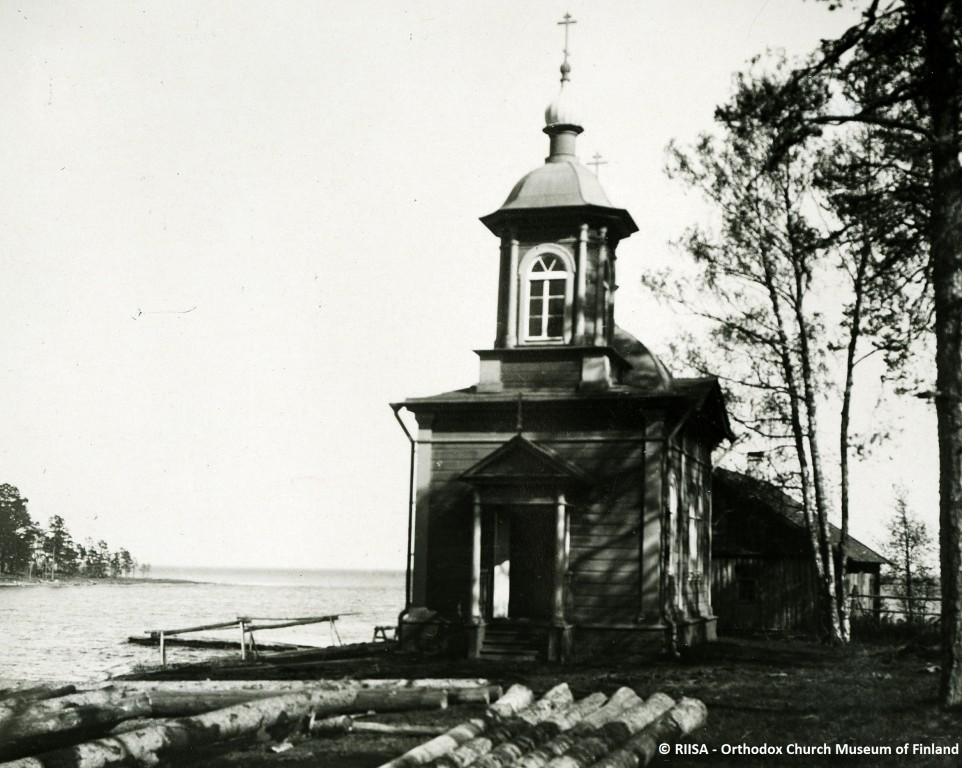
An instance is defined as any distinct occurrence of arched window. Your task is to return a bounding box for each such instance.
[520,250,572,343]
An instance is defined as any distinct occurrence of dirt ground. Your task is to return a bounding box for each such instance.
[166,636,961,768]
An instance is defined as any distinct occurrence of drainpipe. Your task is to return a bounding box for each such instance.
[391,404,416,622]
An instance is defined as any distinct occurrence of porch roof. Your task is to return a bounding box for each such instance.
[459,434,587,487]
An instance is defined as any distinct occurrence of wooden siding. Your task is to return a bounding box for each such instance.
[501,359,582,388]
[713,557,881,632]
[563,440,643,625]
[422,433,646,626]
[712,556,817,632]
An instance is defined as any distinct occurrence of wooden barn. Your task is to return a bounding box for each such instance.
[392,51,733,661]
[711,468,887,634]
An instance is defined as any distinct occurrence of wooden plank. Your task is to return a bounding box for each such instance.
[570,560,639,575]
[571,595,637,608]
[148,620,239,636]
[242,615,340,631]
[570,536,637,550]
[571,586,639,599]
[569,523,639,537]
[570,571,639,586]
[569,549,638,563]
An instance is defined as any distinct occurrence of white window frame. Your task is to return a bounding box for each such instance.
[517,245,575,344]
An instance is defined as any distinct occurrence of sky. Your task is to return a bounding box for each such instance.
[0,1,939,572]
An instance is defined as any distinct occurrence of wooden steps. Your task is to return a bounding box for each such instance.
[479,623,544,662]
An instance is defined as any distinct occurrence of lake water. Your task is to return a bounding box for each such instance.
[0,567,405,684]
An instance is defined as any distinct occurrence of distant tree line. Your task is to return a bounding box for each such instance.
[0,483,143,580]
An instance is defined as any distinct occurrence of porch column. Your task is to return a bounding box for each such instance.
[470,489,482,621]
[552,492,568,624]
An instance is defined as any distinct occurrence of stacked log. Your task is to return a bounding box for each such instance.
[589,698,708,768]
[540,693,676,768]
[360,680,503,705]
[433,684,576,767]
[512,687,642,768]
[0,681,462,767]
[0,687,77,707]
[107,679,501,715]
[141,685,448,717]
[0,688,362,768]
[463,691,608,768]
[0,688,151,762]
[377,684,535,768]
[311,716,446,737]
[1,676,709,768]
[485,685,536,719]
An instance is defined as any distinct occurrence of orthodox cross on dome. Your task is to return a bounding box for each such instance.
[557,12,577,82]
[589,152,607,177]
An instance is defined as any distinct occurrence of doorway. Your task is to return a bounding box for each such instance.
[484,506,554,621]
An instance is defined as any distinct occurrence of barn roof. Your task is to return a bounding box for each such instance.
[713,468,888,565]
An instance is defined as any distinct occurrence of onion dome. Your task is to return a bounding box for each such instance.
[480,50,637,239]
[544,61,582,131]
[481,15,638,239]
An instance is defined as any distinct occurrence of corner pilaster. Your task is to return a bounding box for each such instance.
[575,224,588,343]
[411,413,434,608]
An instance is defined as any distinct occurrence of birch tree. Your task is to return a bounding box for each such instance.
[738,0,962,708]
[654,61,930,643]
[656,70,846,641]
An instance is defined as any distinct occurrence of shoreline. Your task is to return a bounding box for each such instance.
[0,575,201,588]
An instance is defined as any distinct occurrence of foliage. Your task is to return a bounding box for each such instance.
[883,487,938,623]
[0,484,34,574]
[754,0,962,710]
[652,51,933,643]
[0,482,138,580]
[850,611,940,643]
[653,1,962,707]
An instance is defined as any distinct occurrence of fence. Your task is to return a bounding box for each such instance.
[850,592,941,624]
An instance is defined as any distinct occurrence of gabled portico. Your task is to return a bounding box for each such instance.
[459,436,586,659]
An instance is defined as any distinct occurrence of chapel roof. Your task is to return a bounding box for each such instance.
[497,159,614,211]
[611,325,673,390]
[479,38,637,239]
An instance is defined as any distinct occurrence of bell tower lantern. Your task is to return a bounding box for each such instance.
[477,20,638,392]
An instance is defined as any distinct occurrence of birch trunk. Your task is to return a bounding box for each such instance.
[0,690,358,768]
[143,687,447,717]
[0,695,151,762]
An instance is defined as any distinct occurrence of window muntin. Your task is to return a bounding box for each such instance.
[519,250,573,343]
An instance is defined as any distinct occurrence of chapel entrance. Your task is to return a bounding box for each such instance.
[484,505,554,622]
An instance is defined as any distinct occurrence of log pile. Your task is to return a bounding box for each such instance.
[0,679,489,766]
[0,677,708,767]
[375,684,707,768]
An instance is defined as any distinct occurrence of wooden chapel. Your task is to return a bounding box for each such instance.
[392,27,732,661]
